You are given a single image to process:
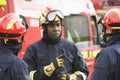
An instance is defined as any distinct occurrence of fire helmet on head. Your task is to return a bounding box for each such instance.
[0,13,27,41]
[98,6,120,47]
[101,6,120,30]
[40,9,64,26]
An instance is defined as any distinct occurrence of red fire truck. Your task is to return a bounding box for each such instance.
[0,0,102,80]
[91,0,120,15]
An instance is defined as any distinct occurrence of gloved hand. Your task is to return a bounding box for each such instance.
[58,72,77,80]
[43,54,64,77]
[58,71,87,80]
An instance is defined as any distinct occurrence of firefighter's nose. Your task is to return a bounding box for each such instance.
[54,26,59,30]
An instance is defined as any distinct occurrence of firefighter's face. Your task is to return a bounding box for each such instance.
[47,20,62,39]
[105,29,112,41]
[102,29,112,42]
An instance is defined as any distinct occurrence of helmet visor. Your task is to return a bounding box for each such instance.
[46,10,64,22]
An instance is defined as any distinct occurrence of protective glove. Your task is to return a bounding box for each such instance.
[43,54,64,77]
[58,72,77,80]
[58,71,87,80]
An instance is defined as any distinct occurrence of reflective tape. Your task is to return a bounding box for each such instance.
[29,70,37,80]
[74,71,86,80]
[82,50,100,58]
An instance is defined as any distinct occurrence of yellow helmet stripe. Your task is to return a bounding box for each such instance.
[7,17,19,30]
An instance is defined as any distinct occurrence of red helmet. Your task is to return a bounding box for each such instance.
[0,13,27,40]
[102,6,120,30]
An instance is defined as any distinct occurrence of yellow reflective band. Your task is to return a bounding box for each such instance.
[74,71,86,80]
[70,74,73,80]
[0,0,6,5]
[74,71,80,74]
[29,70,37,80]
[7,18,18,30]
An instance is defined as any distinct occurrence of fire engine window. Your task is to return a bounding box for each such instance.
[91,16,97,44]
[64,15,90,48]
[91,16,102,45]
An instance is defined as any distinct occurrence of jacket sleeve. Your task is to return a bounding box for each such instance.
[23,46,47,80]
[11,58,31,80]
[23,46,37,71]
[91,49,110,80]
[72,45,89,80]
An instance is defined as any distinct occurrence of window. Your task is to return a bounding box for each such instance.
[91,16,102,45]
[64,15,90,48]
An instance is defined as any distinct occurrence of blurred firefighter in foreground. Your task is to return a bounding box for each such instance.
[23,9,89,80]
[91,6,120,80]
[0,13,30,80]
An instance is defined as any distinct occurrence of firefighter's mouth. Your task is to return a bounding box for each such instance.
[53,31,60,35]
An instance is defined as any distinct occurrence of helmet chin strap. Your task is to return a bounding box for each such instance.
[103,31,120,43]
[100,32,112,47]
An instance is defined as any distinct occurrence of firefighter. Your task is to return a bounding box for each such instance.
[23,10,89,80]
[91,6,120,80]
[0,13,30,80]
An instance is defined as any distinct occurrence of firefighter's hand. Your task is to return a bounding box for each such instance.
[43,54,64,77]
[58,72,77,80]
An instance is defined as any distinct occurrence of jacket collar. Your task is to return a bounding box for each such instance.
[42,31,61,45]
[106,34,120,47]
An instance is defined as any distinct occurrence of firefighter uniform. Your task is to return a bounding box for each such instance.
[91,34,120,80]
[24,9,89,80]
[23,38,89,80]
[91,6,120,80]
[0,13,30,80]
[0,45,30,80]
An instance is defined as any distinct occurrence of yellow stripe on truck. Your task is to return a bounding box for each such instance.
[81,50,100,58]
[0,0,6,5]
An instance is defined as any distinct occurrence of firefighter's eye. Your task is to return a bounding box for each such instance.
[48,23,54,27]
